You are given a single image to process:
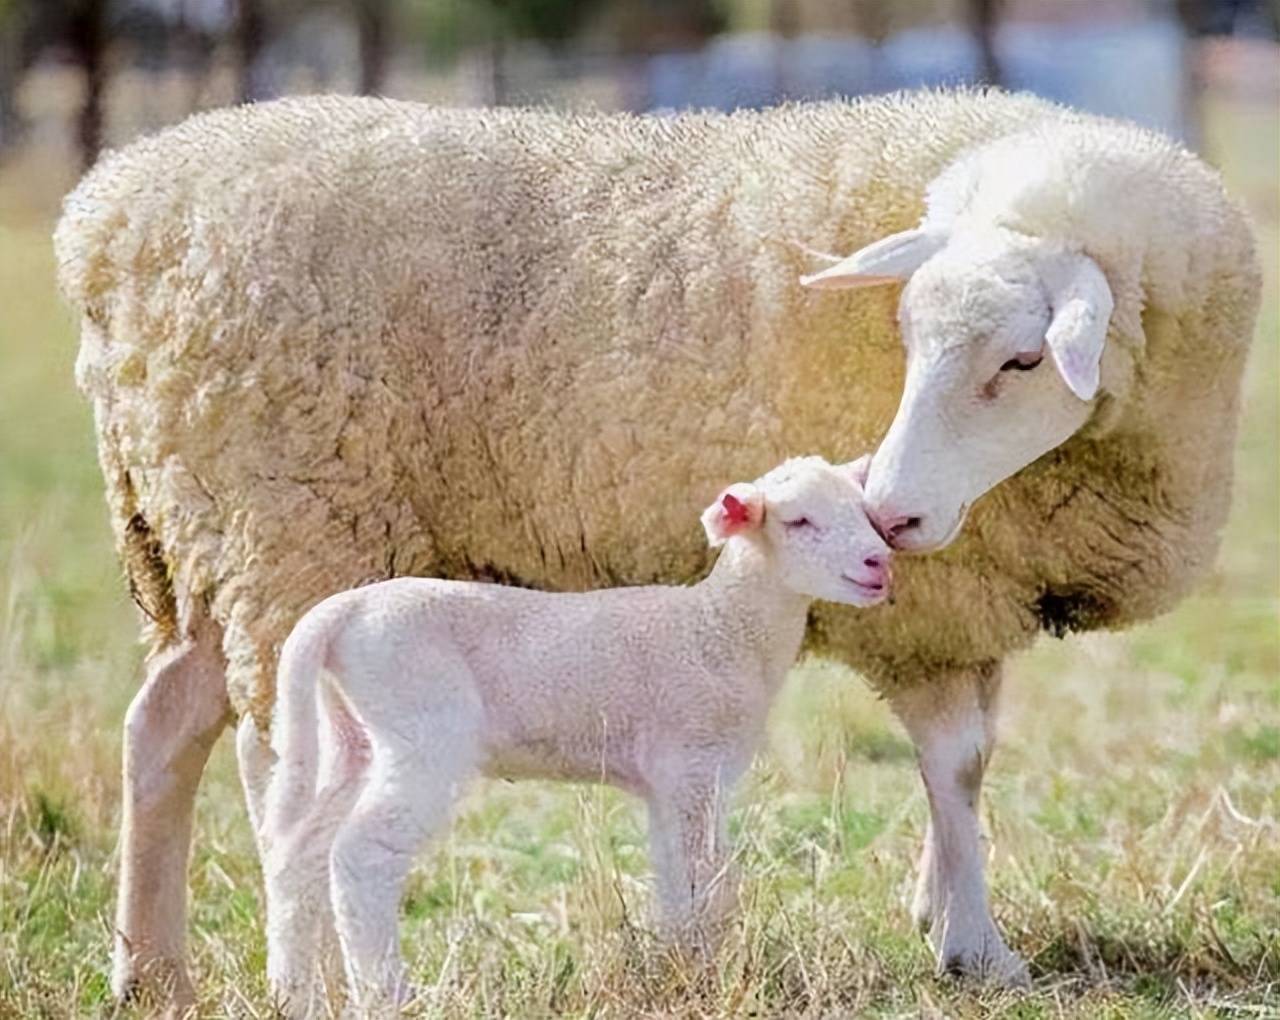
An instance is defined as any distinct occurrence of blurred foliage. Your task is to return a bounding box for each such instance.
[408,0,606,61]
[405,0,731,62]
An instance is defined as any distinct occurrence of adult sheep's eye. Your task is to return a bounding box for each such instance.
[783,517,812,529]
[1000,353,1043,372]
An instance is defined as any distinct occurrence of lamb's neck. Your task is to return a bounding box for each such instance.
[697,539,811,689]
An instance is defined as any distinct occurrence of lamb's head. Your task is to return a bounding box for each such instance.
[701,455,891,606]
[802,226,1115,553]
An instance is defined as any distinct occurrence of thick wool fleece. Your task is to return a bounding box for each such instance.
[54,90,1259,725]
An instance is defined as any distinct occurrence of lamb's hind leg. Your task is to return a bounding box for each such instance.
[890,661,1028,987]
[265,687,372,1017]
[236,715,273,858]
[114,614,231,1013]
[328,678,481,1014]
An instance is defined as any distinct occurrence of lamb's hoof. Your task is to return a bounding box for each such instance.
[939,940,1031,989]
[397,979,422,1009]
[336,978,419,1019]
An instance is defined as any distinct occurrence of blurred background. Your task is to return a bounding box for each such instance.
[0,0,1277,175]
[1,1,1277,1014]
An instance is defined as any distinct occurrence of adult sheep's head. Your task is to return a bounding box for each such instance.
[802,224,1116,553]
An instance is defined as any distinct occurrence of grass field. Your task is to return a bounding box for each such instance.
[0,95,1276,1019]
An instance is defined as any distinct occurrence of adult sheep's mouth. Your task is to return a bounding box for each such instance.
[892,503,970,554]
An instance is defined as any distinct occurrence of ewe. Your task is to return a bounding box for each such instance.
[261,456,891,1015]
[55,89,1258,1003]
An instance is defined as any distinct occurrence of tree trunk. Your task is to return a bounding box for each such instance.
[173,1,216,114]
[68,0,108,171]
[1174,0,1205,150]
[0,9,26,153]
[235,0,268,103]
[967,0,1002,88]
[769,0,799,102]
[851,0,890,46]
[487,30,507,106]
[355,0,392,96]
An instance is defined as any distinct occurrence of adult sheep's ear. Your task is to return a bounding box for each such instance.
[701,483,765,548]
[799,228,947,290]
[1039,252,1114,402]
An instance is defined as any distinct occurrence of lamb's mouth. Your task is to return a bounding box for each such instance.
[841,574,888,602]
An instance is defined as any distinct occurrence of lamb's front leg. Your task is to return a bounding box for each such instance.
[646,767,738,954]
[889,661,1029,986]
[329,703,479,1015]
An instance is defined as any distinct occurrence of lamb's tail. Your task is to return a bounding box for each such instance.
[264,608,335,844]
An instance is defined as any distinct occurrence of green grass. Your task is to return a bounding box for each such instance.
[1,94,1277,1018]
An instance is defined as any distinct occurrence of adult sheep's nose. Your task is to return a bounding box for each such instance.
[869,510,924,549]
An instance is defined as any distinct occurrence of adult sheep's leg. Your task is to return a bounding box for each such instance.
[646,769,737,954]
[893,665,1002,937]
[889,662,1029,987]
[113,616,232,1011]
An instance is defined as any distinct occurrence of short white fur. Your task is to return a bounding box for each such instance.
[261,456,890,1015]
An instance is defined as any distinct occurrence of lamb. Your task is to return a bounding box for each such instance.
[54,89,1259,1006]
[261,456,891,1015]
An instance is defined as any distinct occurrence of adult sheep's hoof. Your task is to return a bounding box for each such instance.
[115,990,198,1020]
[113,957,198,1019]
[938,936,1031,989]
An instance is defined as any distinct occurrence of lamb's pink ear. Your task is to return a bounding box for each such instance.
[701,483,765,548]
[799,228,947,290]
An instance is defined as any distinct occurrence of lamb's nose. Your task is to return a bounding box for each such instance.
[846,553,891,596]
